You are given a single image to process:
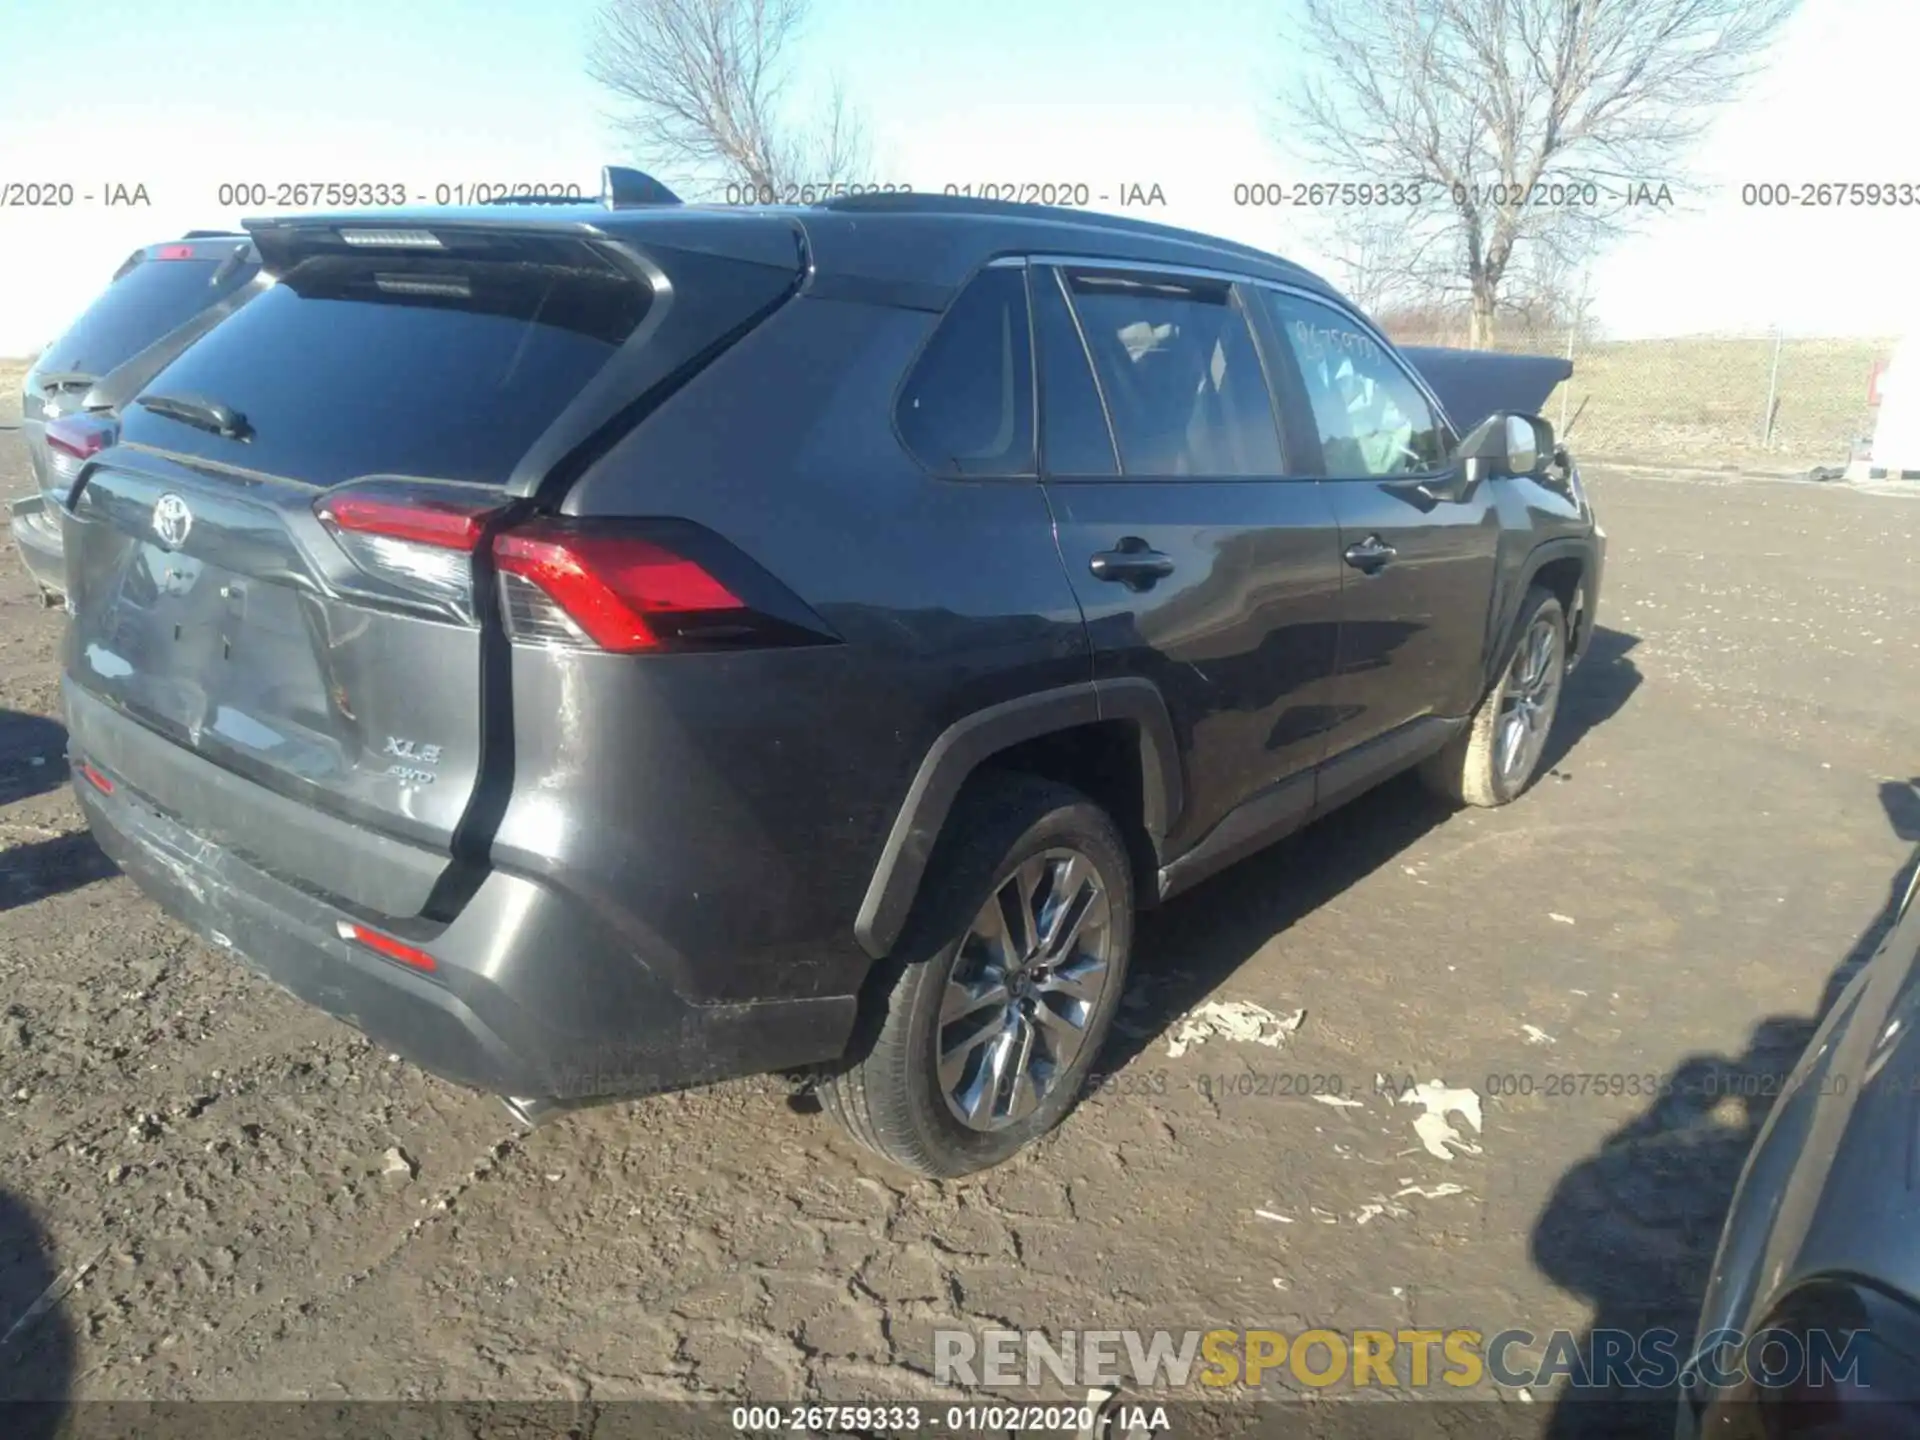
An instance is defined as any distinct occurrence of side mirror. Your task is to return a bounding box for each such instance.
[1455,411,1556,483]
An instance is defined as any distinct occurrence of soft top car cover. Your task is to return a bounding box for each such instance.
[1399,346,1572,434]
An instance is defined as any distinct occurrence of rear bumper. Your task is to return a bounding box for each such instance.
[69,698,857,1103]
[9,495,66,597]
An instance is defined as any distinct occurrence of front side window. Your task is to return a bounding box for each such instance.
[895,266,1035,475]
[1063,271,1284,478]
[1262,290,1446,478]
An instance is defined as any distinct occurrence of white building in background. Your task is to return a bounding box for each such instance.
[1853,336,1920,480]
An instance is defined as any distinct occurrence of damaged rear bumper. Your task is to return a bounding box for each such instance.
[68,694,857,1105]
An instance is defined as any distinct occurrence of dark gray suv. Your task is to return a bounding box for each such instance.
[58,191,1603,1175]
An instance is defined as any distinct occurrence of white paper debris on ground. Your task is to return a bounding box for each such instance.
[1254,1208,1294,1223]
[1312,1093,1365,1109]
[1164,1000,1305,1058]
[1521,1024,1556,1046]
[1549,913,1576,925]
[1397,1079,1484,1160]
[1394,1182,1468,1200]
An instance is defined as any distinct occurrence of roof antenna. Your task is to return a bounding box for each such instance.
[601,166,683,209]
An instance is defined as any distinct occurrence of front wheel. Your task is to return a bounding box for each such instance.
[820,774,1133,1177]
[1421,586,1568,808]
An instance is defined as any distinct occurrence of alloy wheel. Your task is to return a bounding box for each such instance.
[1495,614,1564,783]
[937,848,1115,1131]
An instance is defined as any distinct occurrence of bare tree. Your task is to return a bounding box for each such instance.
[587,0,866,199]
[1281,0,1799,345]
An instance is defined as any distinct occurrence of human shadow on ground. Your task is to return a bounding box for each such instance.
[0,1188,76,1439]
[1531,777,1920,1438]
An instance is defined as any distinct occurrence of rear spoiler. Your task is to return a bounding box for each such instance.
[1399,346,1572,434]
[482,166,684,210]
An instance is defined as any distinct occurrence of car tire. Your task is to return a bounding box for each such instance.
[820,772,1133,1177]
[1420,585,1568,808]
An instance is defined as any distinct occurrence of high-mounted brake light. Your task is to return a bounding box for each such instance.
[155,244,196,260]
[492,522,744,652]
[338,228,444,249]
[335,920,437,973]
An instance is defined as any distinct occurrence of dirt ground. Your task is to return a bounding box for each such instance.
[0,419,1916,1437]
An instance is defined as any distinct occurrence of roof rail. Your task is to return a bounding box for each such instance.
[601,166,682,209]
[181,229,248,239]
[813,191,1290,272]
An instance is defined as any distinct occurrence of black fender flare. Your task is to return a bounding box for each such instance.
[1488,534,1601,689]
[853,678,1182,960]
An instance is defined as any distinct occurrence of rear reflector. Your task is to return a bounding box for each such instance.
[492,522,744,652]
[336,920,437,972]
[79,762,115,795]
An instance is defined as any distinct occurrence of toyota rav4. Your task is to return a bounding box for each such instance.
[59,189,1603,1176]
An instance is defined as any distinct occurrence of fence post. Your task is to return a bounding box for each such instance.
[1762,326,1783,448]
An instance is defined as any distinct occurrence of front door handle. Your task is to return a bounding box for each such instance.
[1089,538,1175,591]
[1343,535,1397,574]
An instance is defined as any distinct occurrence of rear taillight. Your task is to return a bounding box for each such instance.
[315,484,831,651]
[315,482,499,618]
[492,522,744,652]
[45,414,116,485]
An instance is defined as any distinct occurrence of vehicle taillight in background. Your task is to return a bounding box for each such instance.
[313,484,834,652]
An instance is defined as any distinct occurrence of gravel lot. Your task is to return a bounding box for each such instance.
[0,419,1916,1436]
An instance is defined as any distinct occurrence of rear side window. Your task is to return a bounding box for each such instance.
[1261,290,1445,477]
[1034,267,1119,476]
[121,251,651,489]
[37,252,248,381]
[895,267,1034,476]
[1065,272,1284,478]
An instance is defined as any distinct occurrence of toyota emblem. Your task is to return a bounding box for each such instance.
[152,493,193,549]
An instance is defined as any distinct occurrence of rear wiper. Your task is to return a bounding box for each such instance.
[136,391,253,440]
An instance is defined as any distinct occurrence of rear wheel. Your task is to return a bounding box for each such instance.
[820,774,1132,1177]
[1421,586,1567,808]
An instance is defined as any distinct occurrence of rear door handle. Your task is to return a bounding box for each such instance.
[1343,535,1397,573]
[1089,538,1175,590]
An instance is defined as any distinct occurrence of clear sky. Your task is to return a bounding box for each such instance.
[1,0,1914,355]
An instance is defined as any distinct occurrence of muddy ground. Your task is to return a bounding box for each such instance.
[0,427,1916,1437]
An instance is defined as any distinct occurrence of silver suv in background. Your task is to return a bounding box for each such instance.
[13,232,263,602]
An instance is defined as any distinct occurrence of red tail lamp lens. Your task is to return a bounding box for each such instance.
[492,523,743,652]
[315,494,493,551]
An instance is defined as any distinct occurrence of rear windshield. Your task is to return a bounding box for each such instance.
[38,254,246,382]
[118,252,652,488]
